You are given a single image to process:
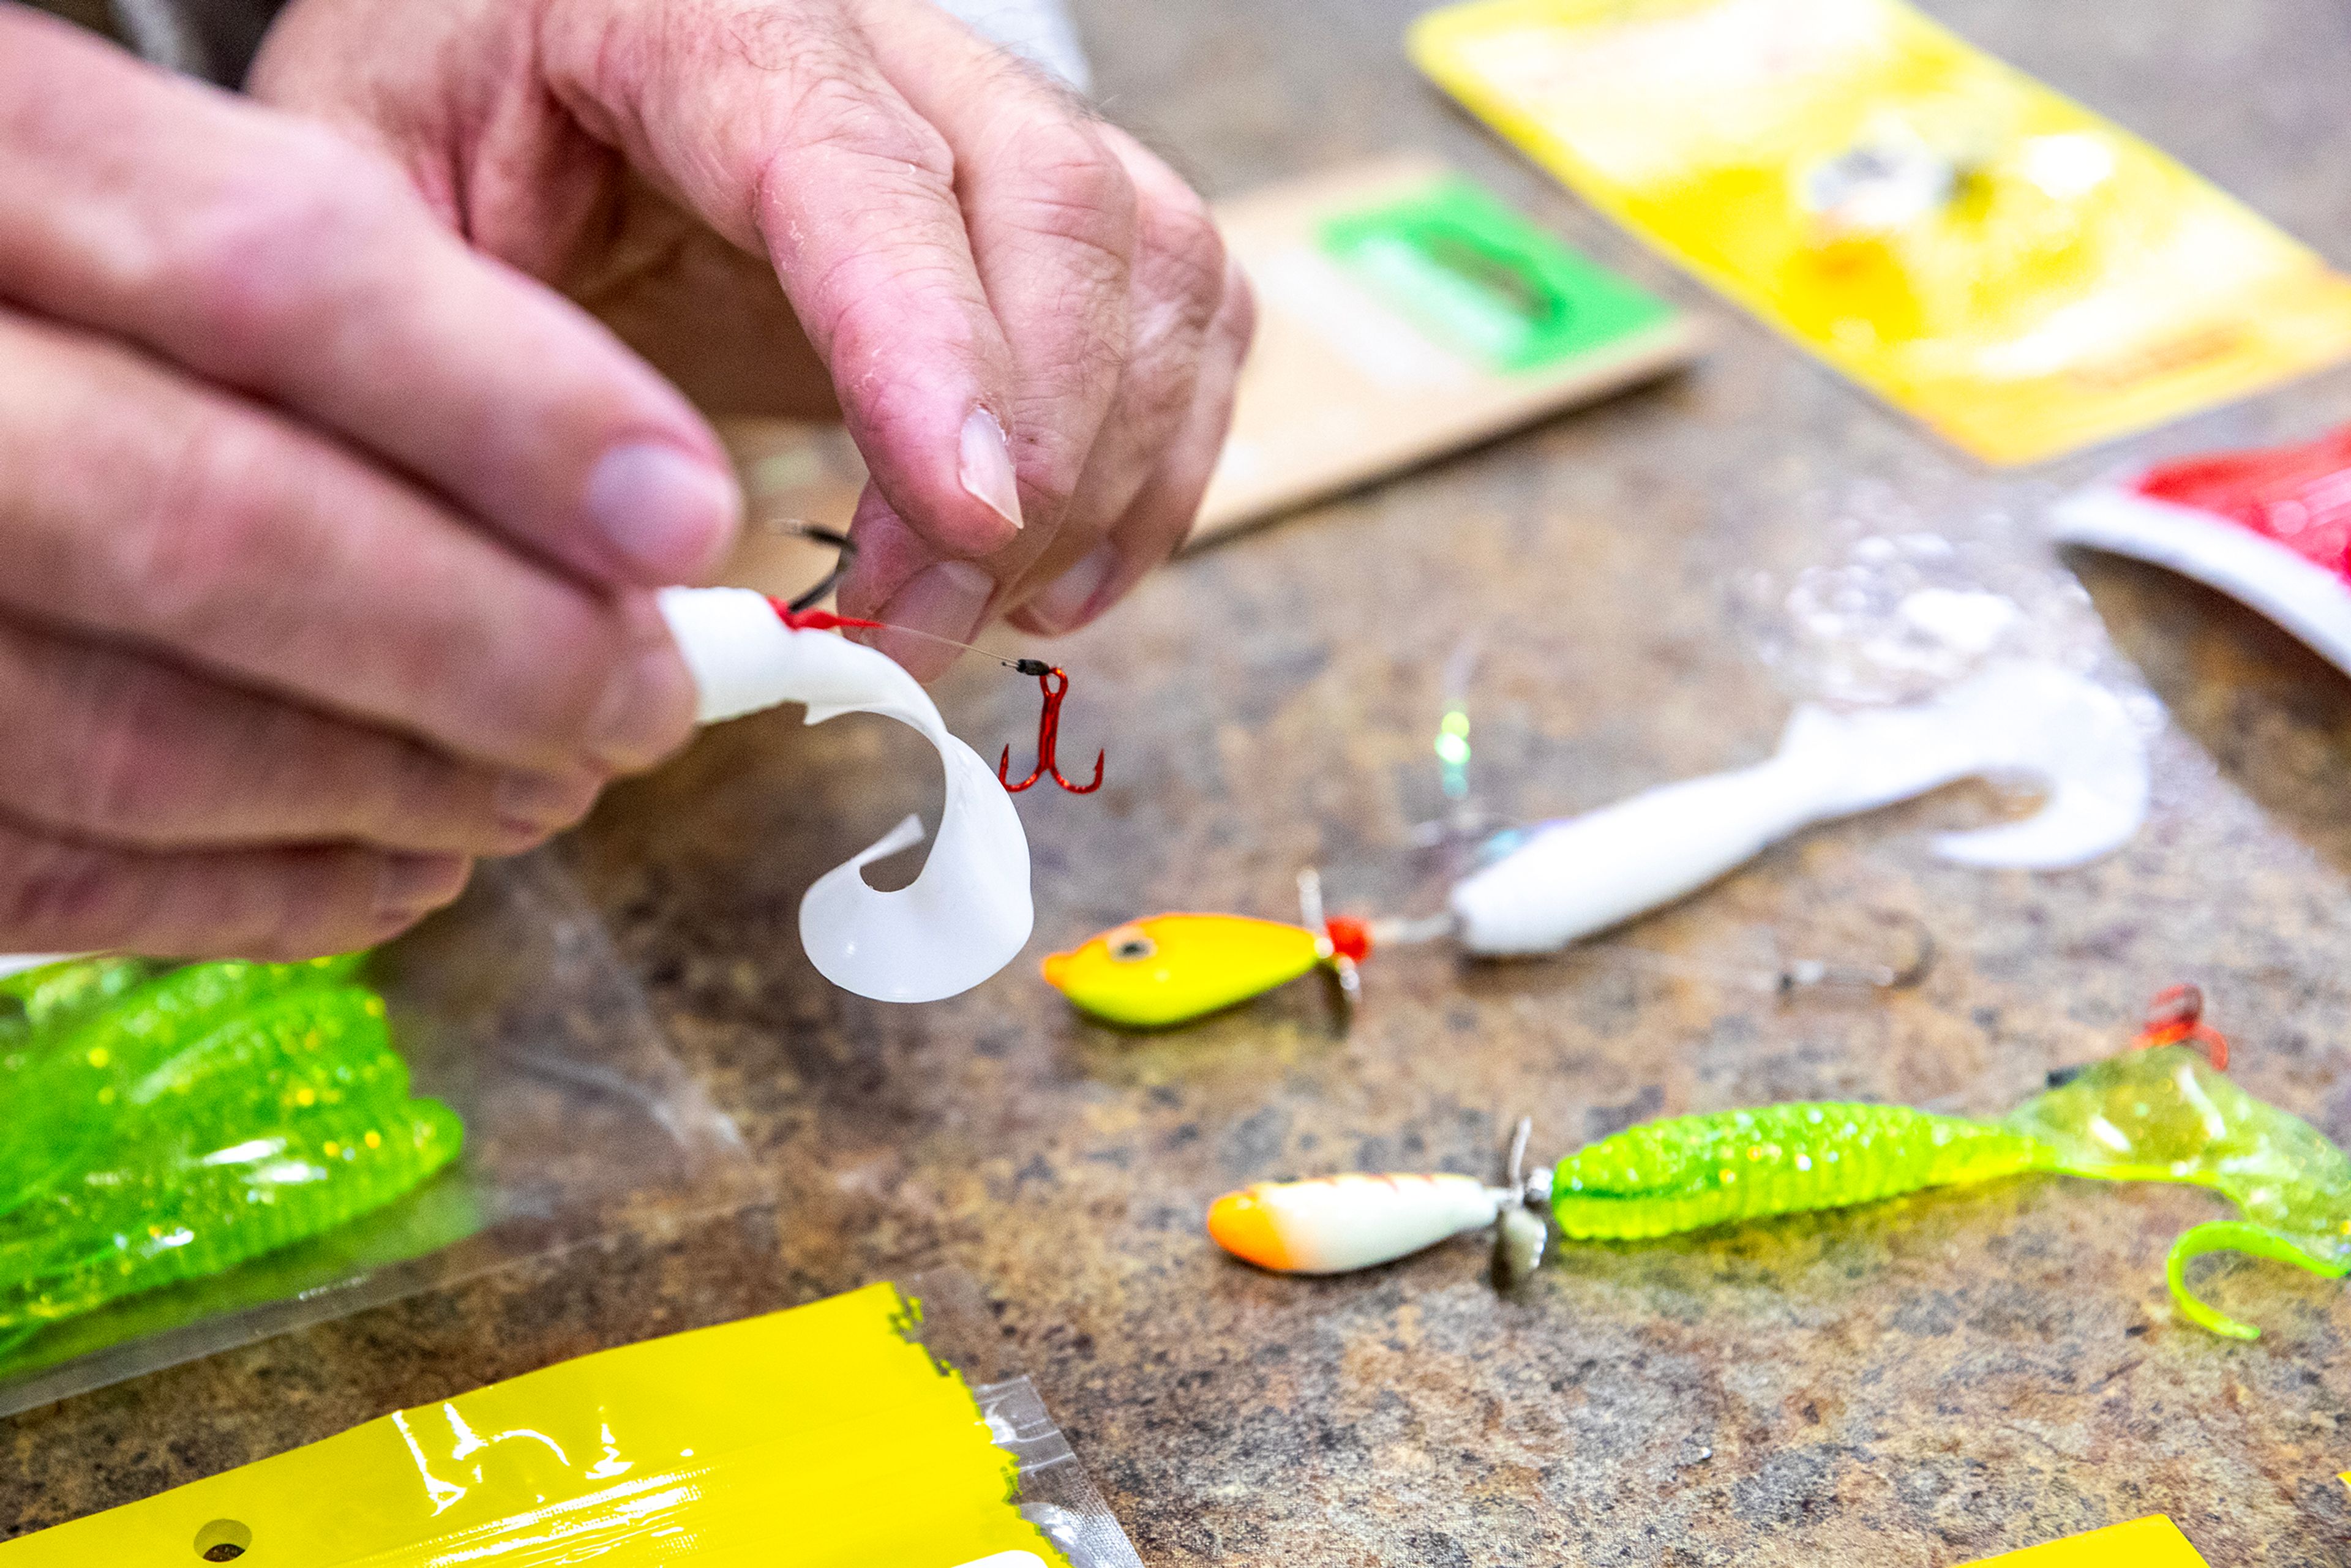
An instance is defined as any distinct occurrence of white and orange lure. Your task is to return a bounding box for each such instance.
[1209,1173,1514,1274]
[1208,1121,1551,1282]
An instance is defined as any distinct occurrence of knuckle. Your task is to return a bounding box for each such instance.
[1142,195,1228,310]
[377,740,458,825]
[1120,356,1199,437]
[113,408,292,640]
[1023,440,1093,519]
[1006,116,1127,209]
[1119,201,1228,375]
[0,835,121,943]
[774,73,956,189]
[997,118,1138,272]
[56,666,182,841]
[159,127,408,348]
[816,251,983,365]
[544,620,636,748]
[1000,396,1098,514]
[828,317,974,440]
[244,850,382,960]
[376,740,494,847]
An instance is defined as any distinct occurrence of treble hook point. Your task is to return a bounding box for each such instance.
[999,666,1104,795]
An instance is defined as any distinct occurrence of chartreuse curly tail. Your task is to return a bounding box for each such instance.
[1549,1045,2351,1340]
[2003,1046,2351,1340]
[0,953,462,1359]
[2163,1225,2348,1340]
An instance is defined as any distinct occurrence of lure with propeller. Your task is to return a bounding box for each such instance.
[1045,870,1930,1030]
[1044,658,2140,1028]
[1207,992,2349,1341]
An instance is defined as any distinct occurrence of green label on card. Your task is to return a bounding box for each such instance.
[1319,177,1672,374]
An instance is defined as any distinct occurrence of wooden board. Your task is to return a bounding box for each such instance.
[1191,153,1701,543]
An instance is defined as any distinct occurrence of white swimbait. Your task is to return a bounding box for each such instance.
[1449,659,2148,955]
[658,587,1033,1003]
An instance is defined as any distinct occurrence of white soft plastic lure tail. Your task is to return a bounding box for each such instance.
[659,587,1033,1003]
[1449,659,2149,955]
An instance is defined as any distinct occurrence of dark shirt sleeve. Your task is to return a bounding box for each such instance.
[23,0,284,84]
[28,0,1087,92]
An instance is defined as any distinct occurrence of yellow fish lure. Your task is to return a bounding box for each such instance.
[1041,912,1373,1029]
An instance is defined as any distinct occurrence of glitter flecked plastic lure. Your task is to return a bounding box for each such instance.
[1210,999,2351,1340]
[0,955,462,1357]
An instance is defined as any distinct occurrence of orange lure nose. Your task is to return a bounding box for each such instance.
[1205,1188,1292,1272]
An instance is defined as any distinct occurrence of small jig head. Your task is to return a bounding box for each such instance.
[1000,666,1104,794]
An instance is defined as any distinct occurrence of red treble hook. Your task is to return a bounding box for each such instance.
[999,666,1103,794]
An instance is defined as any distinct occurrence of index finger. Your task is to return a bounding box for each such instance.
[536,0,1030,566]
[853,0,1141,585]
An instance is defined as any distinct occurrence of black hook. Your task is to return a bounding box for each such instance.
[778,523,855,613]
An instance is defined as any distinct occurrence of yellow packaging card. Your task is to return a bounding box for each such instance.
[1409,0,2351,463]
[1956,1515,2208,1568]
[0,1283,1060,1567]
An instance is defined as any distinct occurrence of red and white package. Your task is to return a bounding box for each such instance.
[2052,425,2351,676]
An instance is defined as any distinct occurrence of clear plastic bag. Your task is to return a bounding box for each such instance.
[906,1270,1150,1568]
[0,851,766,1418]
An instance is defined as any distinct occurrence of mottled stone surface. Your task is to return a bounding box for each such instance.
[9,0,2351,1563]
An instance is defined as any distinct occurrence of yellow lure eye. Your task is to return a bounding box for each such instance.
[1110,932,1157,963]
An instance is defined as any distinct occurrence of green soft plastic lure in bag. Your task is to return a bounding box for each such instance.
[1209,991,2351,1340]
[0,955,462,1359]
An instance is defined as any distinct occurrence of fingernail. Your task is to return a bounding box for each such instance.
[1022,544,1117,635]
[874,560,996,680]
[583,441,743,580]
[375,853,467,921]
[496,771,596,841]
[589,642,698,770]
[959,410,1024,535]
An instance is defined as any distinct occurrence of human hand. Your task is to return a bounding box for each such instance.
[250,0,1254,681]
[0,9,741,959]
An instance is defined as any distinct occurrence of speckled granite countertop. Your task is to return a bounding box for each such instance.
[8,1,2351,1562]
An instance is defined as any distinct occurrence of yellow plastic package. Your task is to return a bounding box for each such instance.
[1410,0,2351,463]
[1959,1514,2208,1567]
[0,1281,1130,1567]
